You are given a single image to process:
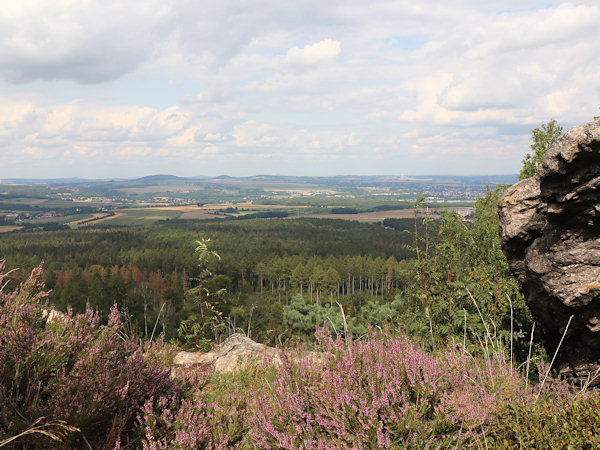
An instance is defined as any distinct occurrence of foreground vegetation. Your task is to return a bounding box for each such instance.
[0,185,550,445]
[2,262,600,448]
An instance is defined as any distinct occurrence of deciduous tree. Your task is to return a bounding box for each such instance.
[519,119,563,180]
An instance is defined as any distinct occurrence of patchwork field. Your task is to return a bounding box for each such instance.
[84,209,182,226]
[22,214,95,225]
[0,226,23,233]
[178,210,228,220]
[59,203,474,227]
[67,213,109,227]
[298,206,473,223]
[70,206,227,226]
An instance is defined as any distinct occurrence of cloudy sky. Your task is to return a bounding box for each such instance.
[1,1,599,179]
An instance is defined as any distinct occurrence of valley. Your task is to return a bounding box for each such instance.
[0,173,511,231]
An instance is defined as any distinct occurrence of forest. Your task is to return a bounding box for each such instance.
[0,190,528,357]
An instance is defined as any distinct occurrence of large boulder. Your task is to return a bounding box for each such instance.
[498,119,600,386]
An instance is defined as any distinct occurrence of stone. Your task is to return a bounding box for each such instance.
[173,333,278,373]
[498,119,600,387]
[42,308,65,324]
[173,333,323,374]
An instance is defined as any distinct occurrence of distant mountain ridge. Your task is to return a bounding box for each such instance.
[1,173,518,187]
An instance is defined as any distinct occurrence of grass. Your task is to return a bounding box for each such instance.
[0,226,23,233]
[0,197,47,204]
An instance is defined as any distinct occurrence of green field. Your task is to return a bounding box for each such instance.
[98,208,183,226]
[27,213,95,225]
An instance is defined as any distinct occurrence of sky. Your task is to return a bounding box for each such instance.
[1,1,599,179]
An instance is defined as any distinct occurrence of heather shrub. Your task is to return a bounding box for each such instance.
[140,367,251,449]
[141,326,546,449]
[140,360,286,448]
[0,261,179,448]
[246,327,531,448]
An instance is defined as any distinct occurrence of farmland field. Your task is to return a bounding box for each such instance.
[300,206,473,222]
[66,204,474,227]
[0,226,23,233]
[100,203,309,223]
[67,213,108,227]
[117,185,207,194]
[87,209,183,226]
[24,214,95,225]
[178,210,228,219]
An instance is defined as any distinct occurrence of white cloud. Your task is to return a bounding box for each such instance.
[232,121,276,147]
[2,1,600,177]
[466,4,600,59]
[285,39,341,67]
[202,146,220,154]
[178,88,230,104]
[0,0,171,83]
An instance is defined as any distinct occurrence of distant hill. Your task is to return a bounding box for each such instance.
[1,173,518,186]
[2,177,96,185]
[0,174,518,201]
[420,174,518,185]
[135,174,185,183]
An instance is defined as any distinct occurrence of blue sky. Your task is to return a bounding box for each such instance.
[1,0,599,178]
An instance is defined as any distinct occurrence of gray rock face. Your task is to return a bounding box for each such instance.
[499,120,600,386]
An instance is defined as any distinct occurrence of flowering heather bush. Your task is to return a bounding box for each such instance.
[139,367,251,449]
[246,327,533,448]
[0,261,179,448]
[141,326,573,449]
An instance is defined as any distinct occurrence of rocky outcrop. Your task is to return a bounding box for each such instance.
[173,334,279,373]
[499,119,600,386]
[173,333,324,374]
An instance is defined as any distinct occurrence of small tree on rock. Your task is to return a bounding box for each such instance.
[519,119,563,180]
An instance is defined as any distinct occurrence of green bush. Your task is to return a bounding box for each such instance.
[488,393,600,448]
